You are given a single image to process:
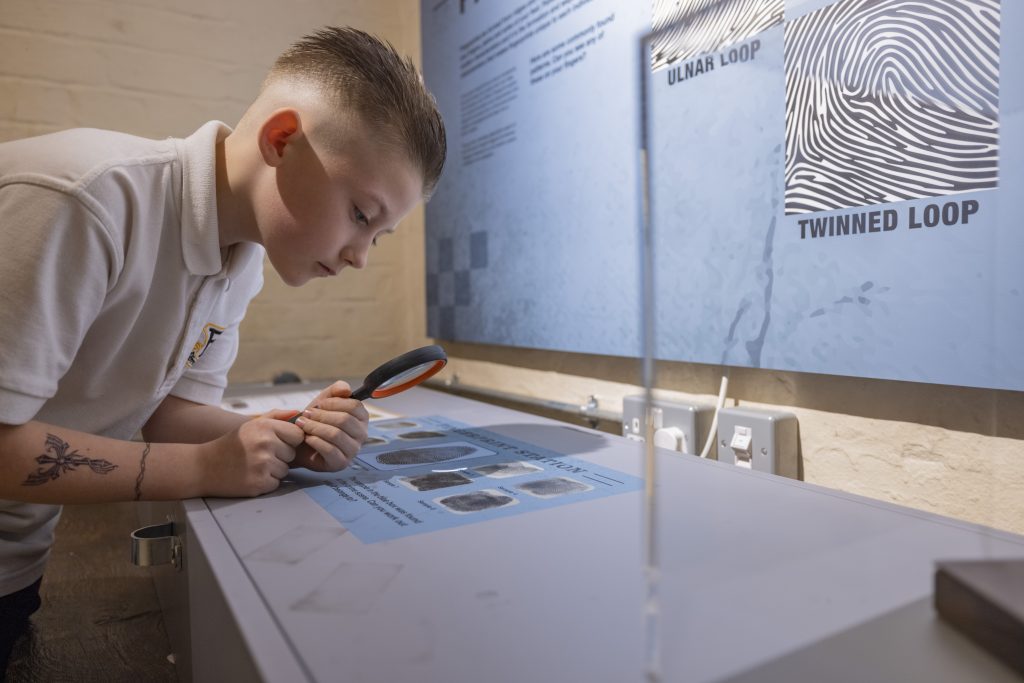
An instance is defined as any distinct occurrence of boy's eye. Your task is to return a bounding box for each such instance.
[354,207,369,226]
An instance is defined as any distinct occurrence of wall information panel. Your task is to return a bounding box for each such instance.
[423,0,1024,390]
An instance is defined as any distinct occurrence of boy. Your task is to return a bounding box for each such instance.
[0,26,446,670]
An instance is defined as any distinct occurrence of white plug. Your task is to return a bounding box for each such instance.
[653,427,688,453]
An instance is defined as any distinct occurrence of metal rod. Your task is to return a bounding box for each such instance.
[423,377,622,425]
[638,29,661,683]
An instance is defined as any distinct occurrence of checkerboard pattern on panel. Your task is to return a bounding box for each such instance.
[427,230,488,339]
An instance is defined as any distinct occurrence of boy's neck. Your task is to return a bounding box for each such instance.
[215,136,253,248]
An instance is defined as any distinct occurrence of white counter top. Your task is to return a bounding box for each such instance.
[161,385,1024,682]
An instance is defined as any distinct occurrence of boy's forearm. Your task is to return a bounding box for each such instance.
[142,394,249,444]
[0,420,205,504]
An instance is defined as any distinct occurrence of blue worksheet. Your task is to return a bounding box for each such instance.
[294,417,641,543]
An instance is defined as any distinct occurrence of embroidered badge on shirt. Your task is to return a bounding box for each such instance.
[186,323,225,368]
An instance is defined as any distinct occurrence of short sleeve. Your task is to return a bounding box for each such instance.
[0,182,116,424]
[169,245,265,406]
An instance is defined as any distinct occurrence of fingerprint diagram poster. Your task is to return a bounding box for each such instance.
[650,0,1024,390]
[300,417,641,543]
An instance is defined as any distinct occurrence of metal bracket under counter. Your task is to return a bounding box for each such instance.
[131,519,182,570]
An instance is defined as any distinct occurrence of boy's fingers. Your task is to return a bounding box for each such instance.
[295,417,337,445]
[327,380,352,398]
[296,418,360,457]
[302,435,350,470]
[311,397,370,422]
[266,418,305,451]
[305,381,353,410]
[269,458,290,480]
[301,409,367,442]
[309,396,364,412]
[287,448,318,471]
[261,408,302,423]
[293,452,326,472]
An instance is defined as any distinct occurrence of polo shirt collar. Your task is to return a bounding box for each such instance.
[178,120,233,276]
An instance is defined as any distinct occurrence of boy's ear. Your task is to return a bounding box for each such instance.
[257,109,303,167]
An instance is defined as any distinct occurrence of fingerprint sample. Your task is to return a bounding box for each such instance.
[402,471,473,491]
[785,0,1000,214]
[438,490,516,513]
[397,431,447,440]
[516,477,592,498]
[473,461,543,478]
[651,0,783,71]
[364,437,387,446]
[376,445,477,466]
[376,420,419,430]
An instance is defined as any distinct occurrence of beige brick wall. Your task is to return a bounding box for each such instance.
[2,0,1021,536]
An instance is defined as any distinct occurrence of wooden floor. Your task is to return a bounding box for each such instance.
[6,502,177,682]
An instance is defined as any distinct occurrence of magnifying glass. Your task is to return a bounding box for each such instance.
[349,344,447,400]
[287,345,447,422]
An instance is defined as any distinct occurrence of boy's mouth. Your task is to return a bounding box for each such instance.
[317,262,337,277]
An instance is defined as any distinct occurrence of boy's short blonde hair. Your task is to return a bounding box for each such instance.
[267,27,447,197]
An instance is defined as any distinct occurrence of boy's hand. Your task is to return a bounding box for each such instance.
[199,412,305,497]
[290,381,370,472]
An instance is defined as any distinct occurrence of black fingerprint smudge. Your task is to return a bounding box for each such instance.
[439,491,516,513]
[376,421,420,430]
[785,0,1000,214]
[404,472,473,491]
[474,461,542,478]
[397,431,447,440]
[516,478,591,497]
[375,445,477,466]
[651,0,784,71]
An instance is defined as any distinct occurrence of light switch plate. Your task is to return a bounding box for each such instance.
[716,406,799,478]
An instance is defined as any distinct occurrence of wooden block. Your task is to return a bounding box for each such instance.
[934,559,1024,677]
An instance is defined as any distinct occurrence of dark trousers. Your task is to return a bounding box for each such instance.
[0,578,42,678]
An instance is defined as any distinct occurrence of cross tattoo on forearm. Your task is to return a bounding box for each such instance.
[23,433,118,486]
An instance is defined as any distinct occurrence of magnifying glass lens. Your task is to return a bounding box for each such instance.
[377,361,444,391]
[368,358,446,398]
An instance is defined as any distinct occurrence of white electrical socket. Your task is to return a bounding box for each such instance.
[621,395,715,457]
[716,407,799,478]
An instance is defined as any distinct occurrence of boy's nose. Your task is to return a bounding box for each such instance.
[341,245,367,269]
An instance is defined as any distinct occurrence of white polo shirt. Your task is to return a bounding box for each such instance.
[0,121,265,596]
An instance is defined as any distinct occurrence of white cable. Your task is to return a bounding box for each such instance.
[698,374,729,459]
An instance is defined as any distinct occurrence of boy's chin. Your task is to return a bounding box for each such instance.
[265,255,312,287]
[276,269,311,288]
